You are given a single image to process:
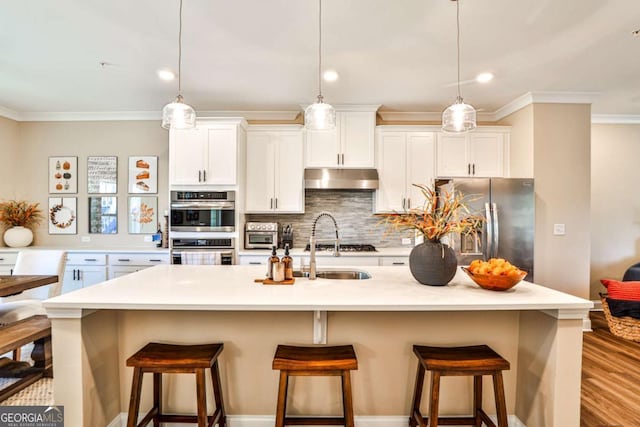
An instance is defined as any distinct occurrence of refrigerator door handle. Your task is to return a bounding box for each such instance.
[484,202,493,259]
[492,202,499,258]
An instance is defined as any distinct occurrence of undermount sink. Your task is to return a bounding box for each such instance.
[293,270,371,280]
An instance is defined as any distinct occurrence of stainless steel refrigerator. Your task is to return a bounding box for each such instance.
[435,178,535,281]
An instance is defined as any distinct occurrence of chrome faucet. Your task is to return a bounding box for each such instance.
[309,212,340,280]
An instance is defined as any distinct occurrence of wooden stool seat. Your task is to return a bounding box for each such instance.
[410,344,510,427]
[126,342,226,427]
[272,345,358,427]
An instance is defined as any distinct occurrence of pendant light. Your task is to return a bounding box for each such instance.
[442,0,476,133]
[161,0,196,130]
[305,0,336,130]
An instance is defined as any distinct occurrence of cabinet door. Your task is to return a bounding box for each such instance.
[470,132,504,177]
[375,132,407,213]
[246,133,276,212]
[80,266,108,287]
[62,267,82,294]
[305,126,340,167]
[109,266,143,279]
[205,126,237,185]
[436,134,470,177]
[340,112,375,167]
[61,266,106,293]
[275,133,304,213]
[169,128,207,185]
[0,266,13,275]
[406,132,435,209]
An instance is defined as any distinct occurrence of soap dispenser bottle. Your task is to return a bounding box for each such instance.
[267,246,280,280]
[282,244,293,280]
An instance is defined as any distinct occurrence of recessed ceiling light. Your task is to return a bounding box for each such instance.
[476,72,494,83]
[157,69,175,81]
[633,29,640,37]
[323,70,339,82]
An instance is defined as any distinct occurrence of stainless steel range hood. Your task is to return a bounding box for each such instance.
[304,168,379,190]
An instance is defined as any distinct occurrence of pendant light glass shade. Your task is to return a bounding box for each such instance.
[442,96,476,133]
[442,0,476,134]
[305,0,336,131]
[305,95,336,130]
[161,0,195,130]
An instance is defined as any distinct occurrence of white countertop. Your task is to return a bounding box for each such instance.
[238,247,412,257]
[44,265,592,318]
[0,247,169,253]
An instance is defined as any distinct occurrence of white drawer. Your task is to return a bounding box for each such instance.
[315,256,379,267]
[66,253,107,265]
[239,255,267,265]
[109,253,170,266]
[380,257,409,266]
[0,252,18,265]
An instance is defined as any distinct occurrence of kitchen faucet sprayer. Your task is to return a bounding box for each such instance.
[309,212,340,280]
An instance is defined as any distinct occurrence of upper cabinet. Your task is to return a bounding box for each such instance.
[305,108,378,168]
[245,126,304,213]
[375,128,436,213]
[169,119,247,186]
[436,128,509,178]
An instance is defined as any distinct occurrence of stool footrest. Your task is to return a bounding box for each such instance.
[284,417,346,425]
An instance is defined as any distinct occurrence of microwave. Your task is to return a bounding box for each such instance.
[170,191,235,232]
[245,222,279,249]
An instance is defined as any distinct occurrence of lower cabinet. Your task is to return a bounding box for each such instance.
[62,254,107,294]
[238,254,409,267]
[108,253,170,279]
[0,252,18,275]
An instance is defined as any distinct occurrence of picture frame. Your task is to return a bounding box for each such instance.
[49,156,78,194]
[48,197,77,234]
[128,196,157,234]
[87,156,117,194]
[88,196,117,234]
[128,156,158,194]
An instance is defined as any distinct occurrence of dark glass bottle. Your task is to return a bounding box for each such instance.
[282,244,293,280]
[268,246,280,280]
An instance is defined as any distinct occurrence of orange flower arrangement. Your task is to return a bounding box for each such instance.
[0,200,43,229]
[379,184,483,243]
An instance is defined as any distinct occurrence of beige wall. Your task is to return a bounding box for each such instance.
[498,104,534,178]
[4,121,169,247]
[0,116,20,198]
[590,124,640,298]
[532,104,591,298]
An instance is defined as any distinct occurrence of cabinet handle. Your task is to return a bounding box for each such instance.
[407,198,411,209]
[84,258,97,262]
[78,269,82,281]
[341,153,344,165]
[249,262,262,265]
[118,258,131,262]
[73,269,77,280]
[468,163,471,175]
[402,198,405,209]
[392,262,406,265]
[203,170,206,182]
[149,259,163,262]
[337,153,340,165]
[0,258,4,261]
[198,170,202,182]
[270,198,273,209]
[275,198,278,209]
[472,164,475,175]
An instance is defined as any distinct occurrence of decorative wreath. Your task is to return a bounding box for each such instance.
[50,204,76,229]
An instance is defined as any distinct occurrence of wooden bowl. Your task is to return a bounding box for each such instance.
[461,267,527,291]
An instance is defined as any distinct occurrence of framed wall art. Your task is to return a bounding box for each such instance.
[49,156,78,194]
[48,197,77,234]
[128,156,158,194]
[88,196,117,234]
[128,196,157,234]
[87,156,117,194]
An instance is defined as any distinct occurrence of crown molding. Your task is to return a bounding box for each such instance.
[0,106,22,121]
[197,110,300,121]
[299,104,381,112]
[491,91,601,121]
[591,114,640,124]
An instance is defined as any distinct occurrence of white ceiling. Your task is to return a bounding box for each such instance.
[1,0,639,120]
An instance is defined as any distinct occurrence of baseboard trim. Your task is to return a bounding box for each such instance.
[111,413,526,426]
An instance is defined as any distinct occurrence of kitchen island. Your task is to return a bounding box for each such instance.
[44,265,592,427]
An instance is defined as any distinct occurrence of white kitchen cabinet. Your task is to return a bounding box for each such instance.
[436,130,507,178]
[0,252,18,275]
[108,253,170,279]
[62,253,107,294]
[379,256,409,266]
[169,119,247,186]
[305,110,376,168]
[245,126,304,213]
[375,130,436,213]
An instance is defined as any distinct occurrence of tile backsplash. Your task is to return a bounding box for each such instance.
[246,190,409,248]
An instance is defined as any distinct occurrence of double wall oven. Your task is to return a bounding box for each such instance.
[170,191,236,264]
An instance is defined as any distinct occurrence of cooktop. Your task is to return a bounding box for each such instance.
[304,243,377,252]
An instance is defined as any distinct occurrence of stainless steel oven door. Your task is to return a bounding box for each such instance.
[245,231,278,249]
[171,250,234,265]
[170,202,235,232]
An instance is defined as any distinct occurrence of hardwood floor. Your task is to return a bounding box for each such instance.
[581,311,640,426]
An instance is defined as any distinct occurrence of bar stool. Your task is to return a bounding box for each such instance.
[410,344,510,427]
[126,342,226,427]
[272,344,358,427]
